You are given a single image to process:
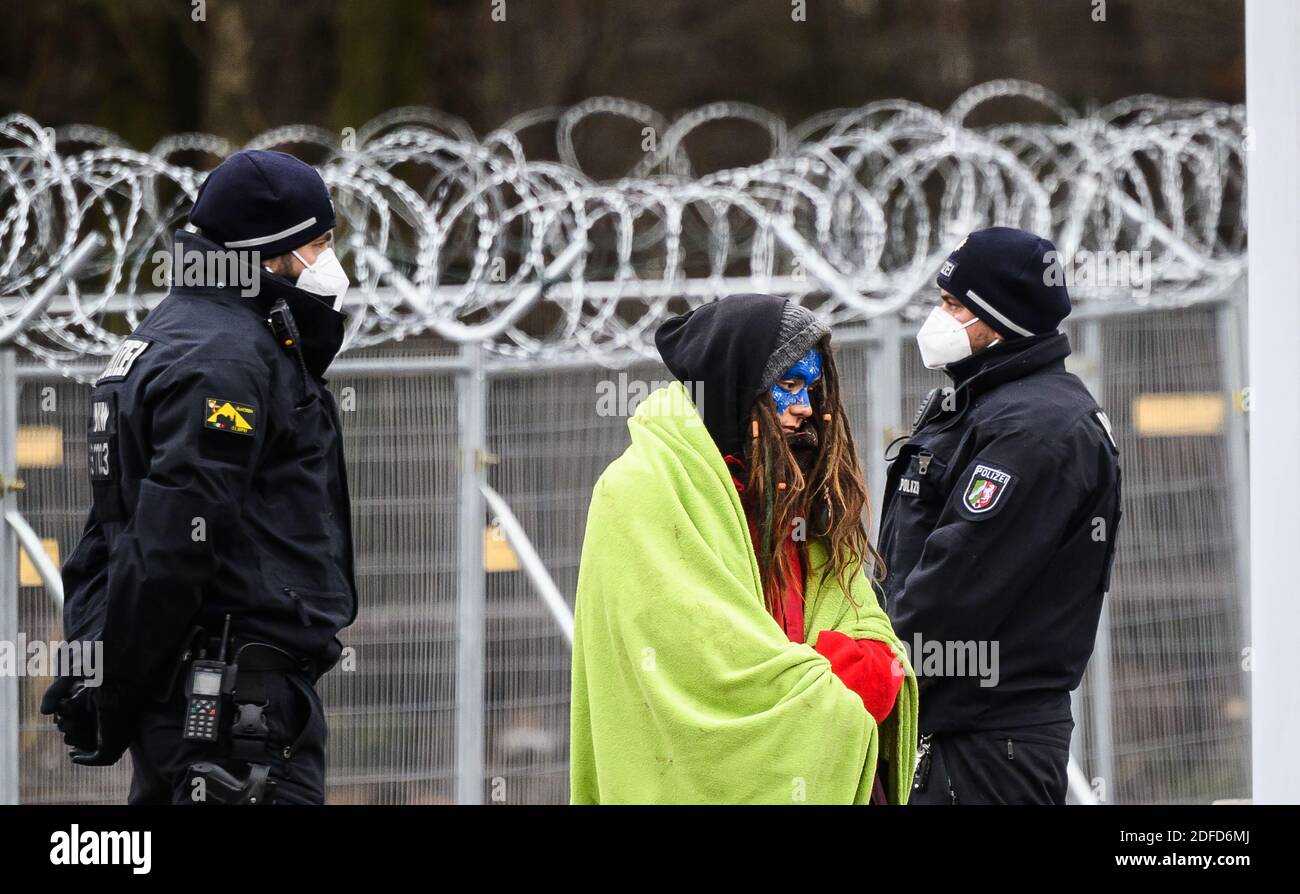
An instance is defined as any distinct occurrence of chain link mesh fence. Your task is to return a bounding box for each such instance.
[12,290,1248,804]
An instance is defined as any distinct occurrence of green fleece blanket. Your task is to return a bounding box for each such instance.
[570,382,918,804]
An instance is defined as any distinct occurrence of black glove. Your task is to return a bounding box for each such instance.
[70,699,137,767]
[39,676,97,752]
[41,677,141,767]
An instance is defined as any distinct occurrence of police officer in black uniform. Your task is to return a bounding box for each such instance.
[40,149,357,805]
[880,227,1121,805]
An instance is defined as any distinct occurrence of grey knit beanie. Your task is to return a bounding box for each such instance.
[757,301,830,395]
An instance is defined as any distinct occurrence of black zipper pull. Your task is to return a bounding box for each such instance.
[1007,739,1015,760]
[914,734,933,791]
[284,587,312,627]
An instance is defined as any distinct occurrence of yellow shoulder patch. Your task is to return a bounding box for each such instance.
[204,398,256,436]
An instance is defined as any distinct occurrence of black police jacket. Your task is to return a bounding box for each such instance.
[61,230,357,703]
[879,331,1121,734]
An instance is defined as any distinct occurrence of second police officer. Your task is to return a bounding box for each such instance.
[42,149,357,805]
[879,227,1122,805]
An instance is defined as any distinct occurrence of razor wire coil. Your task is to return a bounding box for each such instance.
[0,81,1246,377]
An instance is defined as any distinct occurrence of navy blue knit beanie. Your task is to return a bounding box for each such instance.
[935,226,1072,339]
[189,149,336,258]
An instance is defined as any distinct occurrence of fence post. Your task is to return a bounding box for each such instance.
[455,340,487,804]
[865,316,902,543]
[1216,291,1251,656]
[1069,319,1115,802]
[0,347,19,804]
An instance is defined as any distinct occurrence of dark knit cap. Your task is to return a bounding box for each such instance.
[935,226,1072,339]
[189,149,336,258]
[757,301,830,395]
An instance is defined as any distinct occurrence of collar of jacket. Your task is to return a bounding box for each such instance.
[168,229,347,379]
[943,330,1071,397]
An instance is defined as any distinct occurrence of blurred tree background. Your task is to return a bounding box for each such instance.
[3,0,1243,162]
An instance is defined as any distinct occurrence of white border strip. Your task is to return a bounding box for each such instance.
[1248,0,1300,805]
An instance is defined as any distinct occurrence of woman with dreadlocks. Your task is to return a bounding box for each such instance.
[570,293,917,804]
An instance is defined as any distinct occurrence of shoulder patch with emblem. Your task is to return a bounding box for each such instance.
[204,398,256,435]
[97,338,151,383]
[962,463,1012,514]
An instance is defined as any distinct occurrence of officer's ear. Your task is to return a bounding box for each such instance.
[262,253,294,279]
[968,318,1004,353]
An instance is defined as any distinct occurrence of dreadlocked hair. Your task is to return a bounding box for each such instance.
[741,339,887,619]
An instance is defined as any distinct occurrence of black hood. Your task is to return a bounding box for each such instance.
[171,228,347,379]
[654,294,789,458]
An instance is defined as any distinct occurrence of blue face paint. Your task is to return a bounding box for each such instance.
[769,347,823,414]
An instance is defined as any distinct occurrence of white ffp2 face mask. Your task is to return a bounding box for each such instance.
[916,306,979,370]
[292,246,350,310]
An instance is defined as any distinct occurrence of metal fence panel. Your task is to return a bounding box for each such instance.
[13,298,1249,804]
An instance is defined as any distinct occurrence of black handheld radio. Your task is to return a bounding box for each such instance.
[182,616,232,742]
